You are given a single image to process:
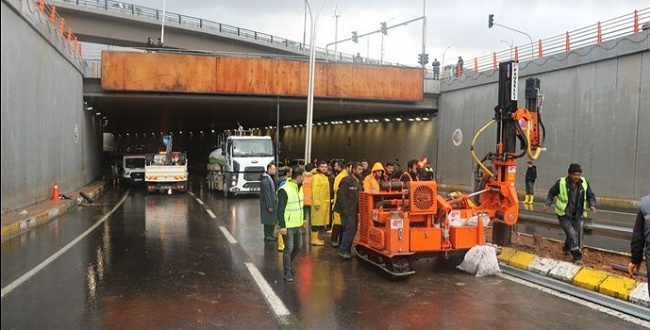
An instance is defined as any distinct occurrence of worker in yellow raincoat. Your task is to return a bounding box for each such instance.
[310,160,331,245]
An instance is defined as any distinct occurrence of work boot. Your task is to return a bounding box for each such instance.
[278,234,285,252]
[330,225,342,247]
[310,231,325,246]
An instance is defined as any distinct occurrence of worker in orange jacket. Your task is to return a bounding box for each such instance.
[363,162,385,192]
[302,163,314,232]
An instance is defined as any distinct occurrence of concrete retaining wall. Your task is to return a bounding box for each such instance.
[438,32,650,200]
[1,0,102,211]
[279,120,437,167]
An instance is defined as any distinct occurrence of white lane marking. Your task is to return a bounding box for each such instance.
[244,262,291,324]
[219,226,238,244]
[187,191,195,197]
[206,209,217,219]
[195,198,204,205]
[1,190,130,299]
[499,273,650,327]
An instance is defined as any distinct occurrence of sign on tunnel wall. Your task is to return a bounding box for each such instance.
[101,52,424,101]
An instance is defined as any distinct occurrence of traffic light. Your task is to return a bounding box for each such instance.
[380,22,388,35]
[351,31,358,43]
[488,14,494,28]
[417,53,430,65]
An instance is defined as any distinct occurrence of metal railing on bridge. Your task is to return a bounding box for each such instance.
[452,8,650,78]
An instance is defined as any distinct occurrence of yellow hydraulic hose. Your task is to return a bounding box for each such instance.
[526,119,543,160]
[470,120,496,178]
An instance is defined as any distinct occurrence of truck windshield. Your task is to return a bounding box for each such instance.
[232,139,273,157]
[125,158,145,168]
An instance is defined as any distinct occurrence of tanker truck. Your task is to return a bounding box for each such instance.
[206,135,274,197]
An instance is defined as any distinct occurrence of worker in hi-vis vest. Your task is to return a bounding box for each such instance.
[542,163,597,265]
[277,168,305,282]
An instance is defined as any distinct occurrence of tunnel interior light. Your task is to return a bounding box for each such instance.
[408,118,414,122]
[384,118,390,122]
[354,119,360,123]
[422,117,430,121]
[211,129,215,133]
[415,117,422,121]
[396,117,402,122]
[346,120,352,124]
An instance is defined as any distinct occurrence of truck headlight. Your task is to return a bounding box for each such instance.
[231,180,237,186]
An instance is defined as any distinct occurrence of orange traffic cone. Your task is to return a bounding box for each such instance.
[51,181,60,200]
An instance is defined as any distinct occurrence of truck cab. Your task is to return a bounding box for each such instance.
[122,154,146,185]
[207,135,274,197]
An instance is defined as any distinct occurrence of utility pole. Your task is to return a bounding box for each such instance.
[366,36,370,62]
[304,0,331,164]
[303,1,307,46]
[333,6,341,60]
[160,0,167,44]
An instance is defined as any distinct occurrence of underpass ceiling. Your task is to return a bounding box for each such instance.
[84,91,437,134]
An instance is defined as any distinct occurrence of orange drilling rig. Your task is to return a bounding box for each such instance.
[353,61,545,278]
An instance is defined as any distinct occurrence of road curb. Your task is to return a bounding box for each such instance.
[1,181,108,242]
[499,247,649,309]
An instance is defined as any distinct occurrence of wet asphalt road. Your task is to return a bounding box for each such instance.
[1,180,646,330]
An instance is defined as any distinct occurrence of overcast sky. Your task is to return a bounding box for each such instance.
[124,0,646,66]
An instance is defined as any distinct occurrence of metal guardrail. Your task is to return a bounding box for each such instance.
[501,265,650,322]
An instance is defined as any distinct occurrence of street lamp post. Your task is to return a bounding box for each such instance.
[304,0,331,164]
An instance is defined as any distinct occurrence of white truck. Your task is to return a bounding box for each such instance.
[206,135,274,197]
[145,135,188,193]
[145,152,188,193]
[122,154,146,186]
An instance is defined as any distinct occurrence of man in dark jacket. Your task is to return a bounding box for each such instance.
[260,163,278,241]
[335,162,364,259]
[400,159,420,183]
[629,194,650,299]
[524,161,537,204]
[542,163,597,264]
